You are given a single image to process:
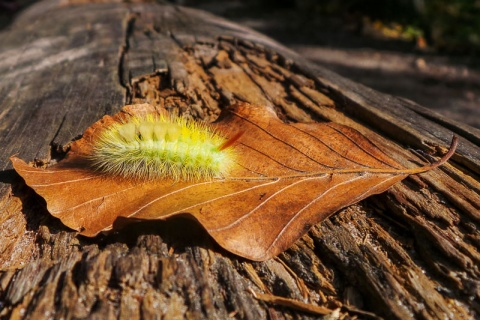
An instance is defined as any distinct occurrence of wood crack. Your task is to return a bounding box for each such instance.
[118,12,137,103]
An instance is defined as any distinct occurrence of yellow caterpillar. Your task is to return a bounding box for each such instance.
[90,114,239,181]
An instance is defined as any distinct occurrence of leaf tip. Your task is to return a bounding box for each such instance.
[430,135,458,169]
[411,135,458,174]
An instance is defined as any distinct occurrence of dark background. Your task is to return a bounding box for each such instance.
[2,0,479,127]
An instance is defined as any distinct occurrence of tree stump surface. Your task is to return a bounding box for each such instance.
[0,1,479,319]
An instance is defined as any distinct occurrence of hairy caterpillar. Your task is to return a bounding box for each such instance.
[90,114,239,181]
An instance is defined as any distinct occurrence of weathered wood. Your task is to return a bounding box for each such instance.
[0,1,479,319]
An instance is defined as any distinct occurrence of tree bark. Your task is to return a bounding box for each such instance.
[0,1,478,319]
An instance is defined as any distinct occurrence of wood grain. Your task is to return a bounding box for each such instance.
[0,1,478,319]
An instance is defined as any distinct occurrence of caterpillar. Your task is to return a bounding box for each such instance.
[89,113,239,181]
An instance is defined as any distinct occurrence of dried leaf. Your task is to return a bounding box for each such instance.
[11,103,456,261]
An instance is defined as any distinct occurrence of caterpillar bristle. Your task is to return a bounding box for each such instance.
[89,114,238,181]
[219,131,244,151]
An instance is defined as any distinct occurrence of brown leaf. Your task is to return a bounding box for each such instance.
[11,103,457,261]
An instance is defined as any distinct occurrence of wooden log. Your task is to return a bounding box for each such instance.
[0,1,478,319]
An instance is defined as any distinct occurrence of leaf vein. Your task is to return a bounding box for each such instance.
[325,123,399,169]
[265,174,403,256]
[231,111,334,169]
[238,143,307,173]
[210,176,328,232]
[161,179,281,220]
[291,125,373,168]
[30,175,97,187]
